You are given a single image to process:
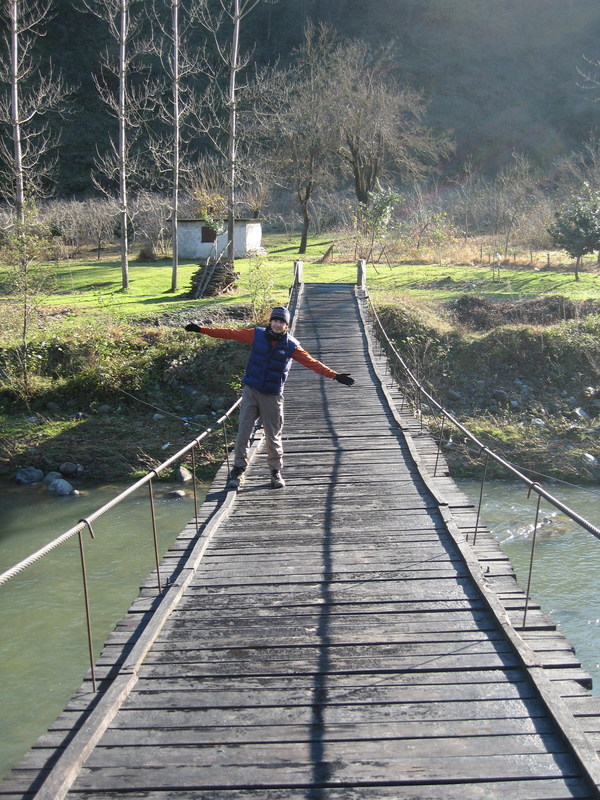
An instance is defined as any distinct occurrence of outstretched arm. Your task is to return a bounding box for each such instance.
[292,346,354,385]
[185,324,255,345]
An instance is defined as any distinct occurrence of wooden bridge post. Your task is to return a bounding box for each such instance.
[293,260,304,286]
[357,258,366,289]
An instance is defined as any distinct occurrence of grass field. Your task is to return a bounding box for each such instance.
[3,233,600,325]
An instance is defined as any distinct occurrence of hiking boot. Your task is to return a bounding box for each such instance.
[271,469,285,489]
[227,465,245,489]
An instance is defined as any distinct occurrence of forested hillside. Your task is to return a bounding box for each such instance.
[11,0,600,196]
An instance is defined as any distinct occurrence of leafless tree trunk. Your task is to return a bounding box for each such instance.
[82,0,147,290]
[9,0,24,223]
[198,0,277,267]
[117,0,129,288]
[0,0,70,221]
[147,0,206,290]
[171,0,180,290]
[227,0,241,266]
[250,24,336,254]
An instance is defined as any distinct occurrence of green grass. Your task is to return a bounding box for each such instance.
[2,234,599,322]
[33,235,344,318]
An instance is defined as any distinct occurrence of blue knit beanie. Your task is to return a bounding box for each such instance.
[270,306,290,324]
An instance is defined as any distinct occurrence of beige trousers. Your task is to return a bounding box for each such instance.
[234,384,284,471]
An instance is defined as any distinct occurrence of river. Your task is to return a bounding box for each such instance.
[0,479,203,780]
[0,477,599,779]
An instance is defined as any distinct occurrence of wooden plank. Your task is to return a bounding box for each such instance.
[50,780,600,800]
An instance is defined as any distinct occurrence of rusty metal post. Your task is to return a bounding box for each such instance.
[433,416,446,478]
[77,521,96,692]
[523,489,543,629]
[417,386,423,431]
[222,418,232,479]
[472,450,490,546]
[148,478,162,594]
[191,445,200,530]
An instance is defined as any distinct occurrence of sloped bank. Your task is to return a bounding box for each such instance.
[376,296,600,483]
[0,313,249,483]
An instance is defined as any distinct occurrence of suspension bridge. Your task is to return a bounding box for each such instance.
[3,281,600,799]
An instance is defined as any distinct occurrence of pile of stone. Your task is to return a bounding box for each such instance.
[15,461,84,496]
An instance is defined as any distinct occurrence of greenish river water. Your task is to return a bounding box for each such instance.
[0,479,203,779]
[0,477,599,779]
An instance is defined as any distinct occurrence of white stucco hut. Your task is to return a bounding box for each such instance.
[177,219,263,260]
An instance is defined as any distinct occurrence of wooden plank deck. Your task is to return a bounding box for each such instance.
[3,282,600,799]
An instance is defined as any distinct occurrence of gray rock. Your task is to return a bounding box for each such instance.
[97,404,111,414]
[59,461,84,477]
[492,389,508,401]
[582,453,598,466]
[166,489,186,499]
[447,389,461,401]
[43,471,63,484]
[530,418,546,426]
[573,407,591,420]
[69,412,85,420]
[47,478,78,496]
[181,385,197,397]
[193,394,211,412]
[16,466,44,484]
[152,413,165,421]
[175,465,193,483]
[46,401,60,411]
[510,400,520,409]
[211,396,226,411]
[26,416,39,424]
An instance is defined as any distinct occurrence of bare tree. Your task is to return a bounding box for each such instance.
[326,39,452,211]
[197,0,277,266]
[556,136,600,194]
[81,0,150,290]
[146,0,208,290]
[0,0,70,223]
[493,153,540,258]
[256,24,337,253]
[131,191,172,256]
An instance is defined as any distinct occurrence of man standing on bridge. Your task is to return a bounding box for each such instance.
[184,306,354,489]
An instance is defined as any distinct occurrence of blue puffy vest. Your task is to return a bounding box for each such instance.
[243,327,299,395]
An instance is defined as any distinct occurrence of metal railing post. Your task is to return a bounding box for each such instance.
[191,445,200,530]
[433,416,446,478]
[472,450,490,546]
[77,520,96,693]
[222,418,232,479]
[148,477,162,594]
[523,488,543,629]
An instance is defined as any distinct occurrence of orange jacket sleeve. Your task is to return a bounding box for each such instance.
[197,326,255,345]
[291,345,337,379]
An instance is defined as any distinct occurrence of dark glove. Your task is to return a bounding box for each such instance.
[334,373,354,386]
[184,322,201,333]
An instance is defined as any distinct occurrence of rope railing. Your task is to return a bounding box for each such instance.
[0,397,242,689]
[0,265,304,693]
[364,286,600,628]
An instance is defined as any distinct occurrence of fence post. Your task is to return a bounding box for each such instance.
[357,258,366,289]
[294,260,304,286]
